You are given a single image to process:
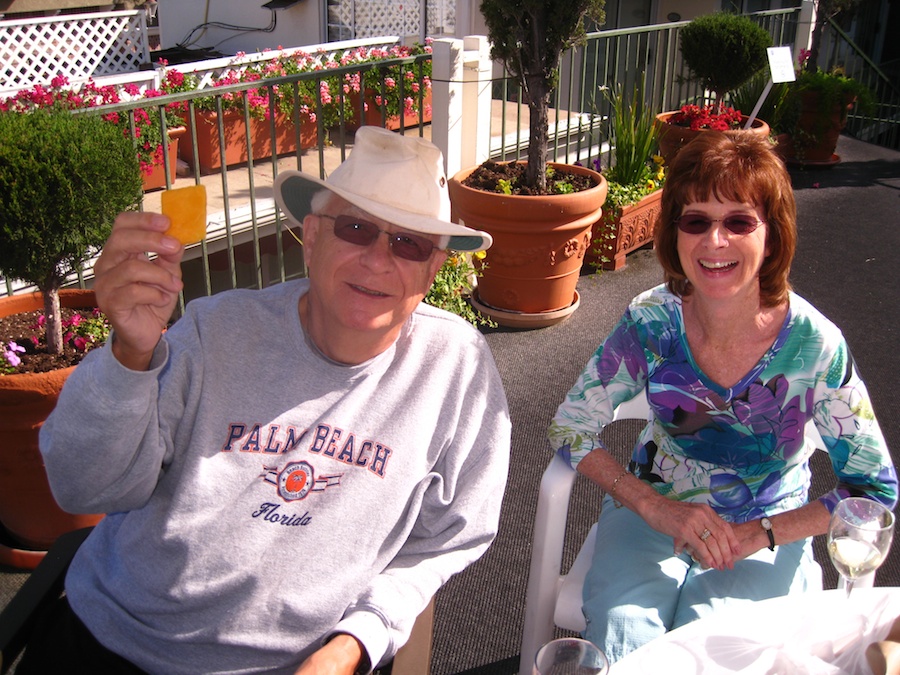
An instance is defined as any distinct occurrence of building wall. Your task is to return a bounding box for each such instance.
[156,0,321,56]
[0,0,105,11]
[654,0,718,23]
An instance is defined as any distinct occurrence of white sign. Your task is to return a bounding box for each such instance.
[768,46,796,83]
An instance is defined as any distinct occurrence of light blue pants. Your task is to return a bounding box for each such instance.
[582,494,822,664]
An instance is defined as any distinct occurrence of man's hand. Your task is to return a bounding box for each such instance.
[93,212,184,371]
[294,634,365,675]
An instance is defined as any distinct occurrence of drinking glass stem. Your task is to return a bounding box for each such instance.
[844,578,854,599]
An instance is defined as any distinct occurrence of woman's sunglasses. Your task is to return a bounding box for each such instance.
[318,214,439,262]
[675,214,764,236]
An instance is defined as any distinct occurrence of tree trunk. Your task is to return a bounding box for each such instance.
[525,74,551,194]
[43,287,62,355]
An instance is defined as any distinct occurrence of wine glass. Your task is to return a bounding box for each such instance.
[827,496,895,597]
[534,638,609,675]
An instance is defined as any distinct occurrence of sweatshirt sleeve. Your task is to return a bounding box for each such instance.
[332,358,511,669]
[39,327,188,514]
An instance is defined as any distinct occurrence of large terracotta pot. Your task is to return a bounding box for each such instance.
[776,91,854,166]
[585,189,663,271]
[655,112,770,164]
[182,109,317,174]
[0,289,104,569]
[142,126,186,192]
[448,163,607,326]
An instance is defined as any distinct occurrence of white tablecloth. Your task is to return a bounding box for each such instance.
[609,588,900,674]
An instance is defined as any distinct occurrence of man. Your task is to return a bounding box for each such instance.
[29,127,511,674]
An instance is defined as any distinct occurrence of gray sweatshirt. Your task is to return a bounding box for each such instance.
[40,279,511,674]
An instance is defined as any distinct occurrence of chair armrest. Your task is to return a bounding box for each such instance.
[0,527,93,675]
[519,453,580,675]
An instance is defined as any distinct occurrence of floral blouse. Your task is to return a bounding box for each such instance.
[549,285,897,522]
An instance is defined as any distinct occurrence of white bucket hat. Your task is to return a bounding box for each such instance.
[274,126,492,253]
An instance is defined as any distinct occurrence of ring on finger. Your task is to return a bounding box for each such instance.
[699,528,712,541]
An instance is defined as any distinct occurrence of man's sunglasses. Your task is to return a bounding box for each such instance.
[674,214,764,236]
[318,214,440,262]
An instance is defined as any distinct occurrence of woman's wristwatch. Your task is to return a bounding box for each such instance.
[760,517,775,551]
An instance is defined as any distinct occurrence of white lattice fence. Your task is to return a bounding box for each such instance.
[328,0,455,40]
[0,10,150,91]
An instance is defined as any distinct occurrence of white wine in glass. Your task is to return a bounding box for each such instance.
[827,496,894,597]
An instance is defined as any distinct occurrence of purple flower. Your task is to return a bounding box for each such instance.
[4,341,25,368]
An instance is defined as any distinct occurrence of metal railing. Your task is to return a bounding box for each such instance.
[488,8,801,172]
[5,7,898,302]
[818,19,900,150]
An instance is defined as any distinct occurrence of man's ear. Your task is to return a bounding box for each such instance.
[302,214,320,257]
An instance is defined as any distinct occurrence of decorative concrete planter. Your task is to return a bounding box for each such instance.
[586,189,663,271]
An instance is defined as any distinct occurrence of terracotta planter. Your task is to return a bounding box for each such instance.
[0,289,104,569]
[142,126,186,192]
[586,189,663,271]
[655,112,770,164]
[182,109,317,174]
[448,163,607,326]
[776,91,854,166]
[352,88,433,130]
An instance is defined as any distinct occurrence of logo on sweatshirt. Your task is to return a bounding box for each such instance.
[260,461,342,501]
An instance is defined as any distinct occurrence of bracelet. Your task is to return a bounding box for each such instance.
[609,469,629,508]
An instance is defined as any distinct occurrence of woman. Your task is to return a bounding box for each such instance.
[548,131,897,663]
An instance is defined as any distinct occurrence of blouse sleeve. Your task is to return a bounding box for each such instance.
[813,340,898,513]
[548,309,651,470]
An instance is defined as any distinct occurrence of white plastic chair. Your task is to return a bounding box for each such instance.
[518,391,867,674]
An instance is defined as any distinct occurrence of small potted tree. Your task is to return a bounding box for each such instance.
[448,0,609,326]
[656,12,772,163]
[773,0,873,165]
[0,108,143,567]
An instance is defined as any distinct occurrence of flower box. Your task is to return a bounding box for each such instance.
[142,126,186,192]
[586,189,662,271]
[182,109,317,174]
[350,88,433,131]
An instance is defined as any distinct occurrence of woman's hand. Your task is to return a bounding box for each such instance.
[294,634,364,675]
[640,496,742,570]
[93,212,184,371]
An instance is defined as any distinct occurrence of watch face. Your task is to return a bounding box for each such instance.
[761,517,772,530]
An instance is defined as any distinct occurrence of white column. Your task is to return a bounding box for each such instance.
[795,0,816,63]
[431,35,493,179]
[431,37,465,178]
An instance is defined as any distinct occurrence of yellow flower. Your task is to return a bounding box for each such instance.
[646,180,656,190]
[652,155,665,166]
[656,168,665,181]
[474,250,487,260]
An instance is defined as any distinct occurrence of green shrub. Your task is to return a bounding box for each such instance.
[679,13,772,105]
[0,109,143,351]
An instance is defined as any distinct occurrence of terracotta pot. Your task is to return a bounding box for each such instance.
[777,91,854,165]
[0,289,104,569]
[586,189,663,271]
[142,126,186,192]
[182,109,317,173]
[655,112,771,164]
[448,163,607,324]
[351,88,433,131]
